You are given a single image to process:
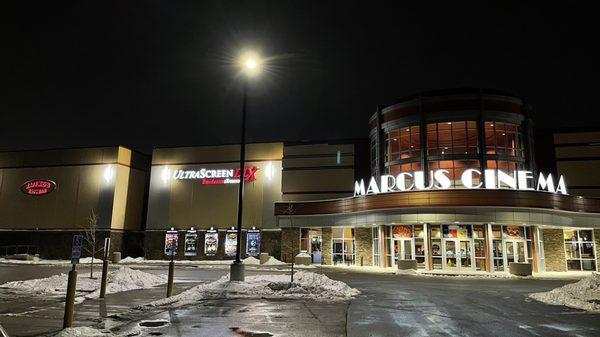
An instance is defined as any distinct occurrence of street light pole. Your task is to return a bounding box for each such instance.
[230,78,248,281]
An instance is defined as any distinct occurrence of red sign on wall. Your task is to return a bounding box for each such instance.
[21,180,57,195]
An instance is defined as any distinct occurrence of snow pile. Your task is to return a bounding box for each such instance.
[529,273,600,312]
[144,271,359,309]
[0,267,166,302]
[0,257,103,265]
[263,256,286,265]
[118,256,233,265]
[242,256,260,265]
[118,256,145,264]
[54,327,113,337]
[296,252,311,258]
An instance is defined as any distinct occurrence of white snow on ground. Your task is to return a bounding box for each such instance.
[263,256,286,265]
[54,327,113,337]
[529,272,600,312]
[0,267,166,303]
[242,256,260,265]
[118,256,233,265]
[143,271,359,309]
[0,257,104,265]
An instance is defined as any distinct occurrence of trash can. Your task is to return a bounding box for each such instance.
[112,252,121,264]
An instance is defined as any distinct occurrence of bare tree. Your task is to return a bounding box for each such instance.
[81,209,102,279]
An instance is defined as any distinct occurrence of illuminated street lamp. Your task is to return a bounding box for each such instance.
[230,50,262,282]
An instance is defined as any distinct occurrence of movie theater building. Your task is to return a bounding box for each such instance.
[0,146,148,258]
[275,89,600,273]
[144,140,365,260]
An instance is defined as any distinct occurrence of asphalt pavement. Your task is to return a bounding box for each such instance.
[0,264,599,337]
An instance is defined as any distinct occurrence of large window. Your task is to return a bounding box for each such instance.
[484,121,524,158]
[372,227,380,267]
[332,227,355,265]
[370,137,377,173]
[564,229,596,271]
[386,125,421,162]
[428,160,480,187]
[427,121,478,156]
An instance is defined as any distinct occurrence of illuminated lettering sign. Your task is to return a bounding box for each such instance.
[21,179,57,195]
[172,166,259,185]
[354,170,567,196]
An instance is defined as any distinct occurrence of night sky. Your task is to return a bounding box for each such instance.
[2,2,599,154]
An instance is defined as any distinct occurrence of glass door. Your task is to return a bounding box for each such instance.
[393,238,414,267]
[504,241,526,267]
[310,234,322,264]
[443,239,474,270]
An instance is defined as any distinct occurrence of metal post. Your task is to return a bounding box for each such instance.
[99,259,108,298]
[291,259,294,283]
[167,249,175,297]
[63,265,77,329]
[230,78,248,282]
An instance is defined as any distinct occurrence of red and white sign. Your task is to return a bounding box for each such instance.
[173,167,259,185]
[21,179,57,195]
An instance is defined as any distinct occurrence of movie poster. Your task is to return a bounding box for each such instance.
[392,225,413,238]
[184,229,198,257]
[164,230,178,256]
[246,229,261,257]
[503,226,524,239]
[204,228,219,256]
[225,228,238,257]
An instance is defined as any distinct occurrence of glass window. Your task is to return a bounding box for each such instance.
[332,227,355,265]
[372,227,380,267]
[485,121,524,159]
[426,121,479,157]
[428,160,480,187]
[385,125,420,162]
[564,228,597,271]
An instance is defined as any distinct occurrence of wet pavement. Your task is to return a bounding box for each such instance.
[1,264,600,336]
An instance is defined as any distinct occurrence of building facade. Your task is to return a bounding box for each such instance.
[275,89,600,273]
[0,146,148,258]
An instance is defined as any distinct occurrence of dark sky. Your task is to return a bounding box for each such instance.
[2,1,599,154]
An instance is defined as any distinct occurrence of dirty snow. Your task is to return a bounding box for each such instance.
[144,271,359,309]
[529,272,600,312]
[242,256,260,265]
[54,326,113,337]
[0,267,166,303]
[0,257,104,265]
[263,256,286,265]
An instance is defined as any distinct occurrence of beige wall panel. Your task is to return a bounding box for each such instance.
[554,132,600,144]
[110,165,131,230]
[284,144,354,156]
[282,169,354,193]
[0,166,106,229]
[22,150,63,167]
[557,162,600,186]
[152,143,283,165]
[117,147,132,166]
[73,166,105,228]
[555,146,600,158]
[283,156,354,168]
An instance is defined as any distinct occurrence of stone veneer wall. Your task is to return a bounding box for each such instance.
[355,227,372,266]
[321,227,332,265]
[543,228,566,272]
[281,227,300,263]
[595,229,600,271]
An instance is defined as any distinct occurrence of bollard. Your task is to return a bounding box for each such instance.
[166,260,174,297]
[99,259,109,299]
[63,265,77,329]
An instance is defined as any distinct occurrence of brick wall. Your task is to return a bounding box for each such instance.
[543,228,566,272]
[322,227,332,265]
[355,227,372,266]
[281,227,300,263]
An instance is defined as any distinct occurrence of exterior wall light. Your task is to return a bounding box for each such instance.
[103,165,114,184]
[265,162,275,180]
[161,166,171,184]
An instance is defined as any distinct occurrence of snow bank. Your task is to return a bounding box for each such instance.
[144,271,359,309]
[242,256,260,265]
[118,256,233,265]
[529,272,600,312]
[55,327,113,337]
[263,257,286,265]
[0,267,166,302]
[0,257,103,265]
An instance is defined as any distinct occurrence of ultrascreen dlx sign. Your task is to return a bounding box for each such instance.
[354,169,567,196]
[172,166,259,185]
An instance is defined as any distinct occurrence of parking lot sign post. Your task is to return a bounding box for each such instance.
[63,235,83,329]
[99,237,111,299]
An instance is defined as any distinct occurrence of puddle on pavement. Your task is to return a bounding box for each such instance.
[139,320,169,328]
[230,327,273,337]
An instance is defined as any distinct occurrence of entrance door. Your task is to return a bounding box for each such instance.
[393,239,414,266]
[311,235,322,264]
[504,241,525,267]
[443,239,474,270]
